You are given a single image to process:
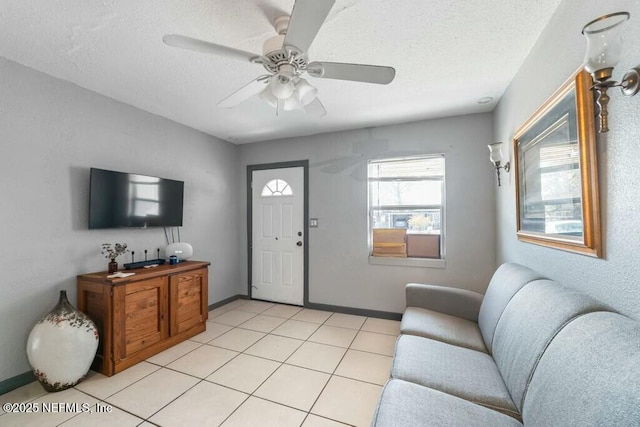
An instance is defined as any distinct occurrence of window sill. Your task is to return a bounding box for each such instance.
[368,256,446,269]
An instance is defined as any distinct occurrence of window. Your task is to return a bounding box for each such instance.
[261,179,293,197]
[368,155,445,262]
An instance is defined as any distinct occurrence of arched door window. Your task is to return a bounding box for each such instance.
[261,179,293,197]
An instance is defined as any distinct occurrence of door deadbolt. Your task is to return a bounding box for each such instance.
[296,241,303,246]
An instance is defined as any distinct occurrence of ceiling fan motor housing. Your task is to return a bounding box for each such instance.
[262,15,290,57]
[274,16,290,35]
[262,34,286,57]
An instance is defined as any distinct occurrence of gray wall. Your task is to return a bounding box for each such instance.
[0,57,240,382]
[239,114,497,314]
[494,0,640,320]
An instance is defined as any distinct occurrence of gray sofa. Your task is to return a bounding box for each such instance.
[372,263,640,426]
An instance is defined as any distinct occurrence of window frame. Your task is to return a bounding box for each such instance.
[367,154,446,268]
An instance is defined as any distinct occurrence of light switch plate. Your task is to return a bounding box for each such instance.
[310,218,318,228]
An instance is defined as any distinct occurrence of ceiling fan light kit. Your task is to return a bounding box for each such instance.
[283,95,302,112]
[163,0,395,117]
[259,89,278,108]
[295,78,318,106]
[269,69,296,99]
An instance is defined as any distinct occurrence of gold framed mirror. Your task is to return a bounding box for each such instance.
[513,69,602,257]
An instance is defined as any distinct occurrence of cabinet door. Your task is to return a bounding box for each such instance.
[113,277,168,360]
[169,268,208,335]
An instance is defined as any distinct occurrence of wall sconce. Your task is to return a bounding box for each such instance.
[488,142,510,187]
[582,11,639,133]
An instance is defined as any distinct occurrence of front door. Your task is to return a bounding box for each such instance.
[251,167,304,305]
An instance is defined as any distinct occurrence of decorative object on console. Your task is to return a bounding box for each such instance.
[487,142,510,187]
[101,243,129,273]
[165,242,193,261]
[123,259,166,270]
[26,290,98,392]
[164,226,192,261]
[582,11,639,133]
[123,247,166,269]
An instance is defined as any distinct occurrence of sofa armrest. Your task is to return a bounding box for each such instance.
[405,283,484,322]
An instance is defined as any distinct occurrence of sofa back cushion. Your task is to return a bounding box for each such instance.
[491,279,606,411]
[522,311,640,425]
[478,263,545,352]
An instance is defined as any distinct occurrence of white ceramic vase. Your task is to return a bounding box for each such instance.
[26,290,99,392]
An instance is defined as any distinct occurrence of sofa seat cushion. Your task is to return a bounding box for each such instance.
[372,379,523,427]
[401,306,487,353]
[391,334,519,419]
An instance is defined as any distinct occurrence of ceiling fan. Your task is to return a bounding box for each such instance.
[163,0,396,117]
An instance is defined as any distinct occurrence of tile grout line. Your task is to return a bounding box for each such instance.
[142,377,206,424]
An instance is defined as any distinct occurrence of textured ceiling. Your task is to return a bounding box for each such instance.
[0,0,562,143]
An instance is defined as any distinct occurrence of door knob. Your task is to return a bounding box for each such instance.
[296,241,303,246]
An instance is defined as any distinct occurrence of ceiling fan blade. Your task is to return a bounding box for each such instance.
[218,76,270,108]
[163,34,261,63]
[304,97,327,117]
[284,0,335,54]
[307,61,395,85]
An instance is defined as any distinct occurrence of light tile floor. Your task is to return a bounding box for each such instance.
[0,299,400,427]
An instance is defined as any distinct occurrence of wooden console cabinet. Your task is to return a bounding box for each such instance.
[77,261,209,376]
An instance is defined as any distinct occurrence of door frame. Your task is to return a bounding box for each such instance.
[247,160,309,305]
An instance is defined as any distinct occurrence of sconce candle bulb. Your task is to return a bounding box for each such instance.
[582,11,639,133]
[488,143,510,187]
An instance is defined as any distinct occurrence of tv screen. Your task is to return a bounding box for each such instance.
[89,168,184,229]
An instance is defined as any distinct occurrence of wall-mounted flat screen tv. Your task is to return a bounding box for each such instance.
[89,168,184,229]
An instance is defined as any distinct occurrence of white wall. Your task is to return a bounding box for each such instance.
[494,0,640,319]
[239,114,497,314]
[0,57,240,382]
